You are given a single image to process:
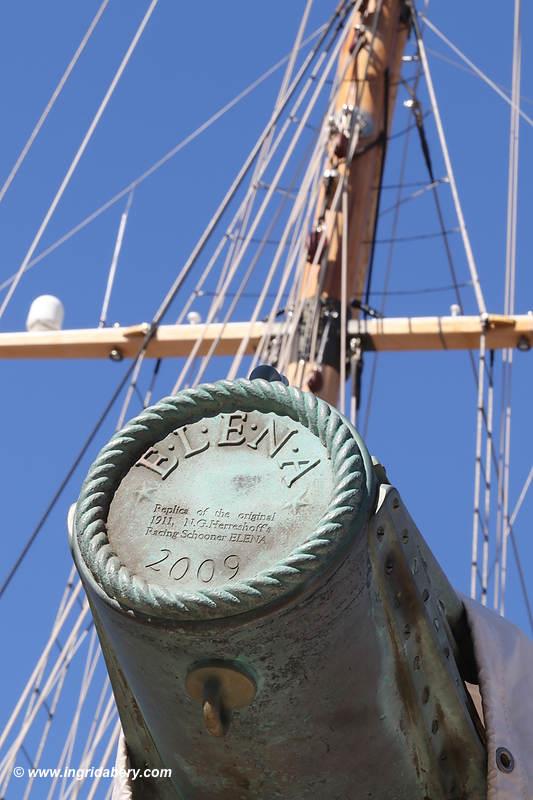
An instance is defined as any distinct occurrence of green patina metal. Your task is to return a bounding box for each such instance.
[71,378,486,800]
[75,378,375,620]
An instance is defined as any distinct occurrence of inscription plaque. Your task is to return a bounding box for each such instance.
[76,379,373,621]
[107,410,333,593]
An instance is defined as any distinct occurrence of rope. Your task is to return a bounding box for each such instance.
[505,467,533,633]
[306,0,386,379]
[422,17,532,128]
[250,145,321,372]
[192,142,315,389]
[0,0,160,322]
[367,228,458,244]
[364,68,391,309]
[19,639,76,800]
[403,92,466,313]
[0,25,327,297]
[137,133,318,418]
[0,582,84,752]
[378,178,443,218]
[277,0,385,386]
[481,351,495,606]
[57,679,112,799]
[0,607,90,784]
[0,0,349,605]
[361,98,415,437]
[0,6,353,785]
[151,5,351,337]
[139,14,342,406]
[224,129,331,380]
[470,334,493,602]
[65,693,117,799]
[211,0,314,302]
[19,578,90,799]
[0,364,142,600]
[84,720,121,800]
[426,46,533,111]
[171,4,356,390]
[509,467,533,530]
[49,630,100,798]
[339,187,348,413]
[0,0,110,205]
[409,2,487,316]
[99,191,134,328]
[498,0,521,617]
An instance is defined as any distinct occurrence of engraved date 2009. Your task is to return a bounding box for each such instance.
[144,550,240,584]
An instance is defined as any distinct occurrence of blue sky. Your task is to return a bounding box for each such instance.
[0,0,531,789]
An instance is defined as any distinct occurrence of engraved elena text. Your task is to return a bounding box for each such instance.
[134,414,321,487]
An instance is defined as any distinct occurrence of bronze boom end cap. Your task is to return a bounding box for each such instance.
[73,378,375,621]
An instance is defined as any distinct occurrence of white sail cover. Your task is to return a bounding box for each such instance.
[462,597,533,800]
[111,598,533,799]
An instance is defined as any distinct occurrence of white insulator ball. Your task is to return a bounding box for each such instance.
[26,295,64,332]
[450,303,462,317]
[187,311,202,325]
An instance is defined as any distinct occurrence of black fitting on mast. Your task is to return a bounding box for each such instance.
[294,297,354,374]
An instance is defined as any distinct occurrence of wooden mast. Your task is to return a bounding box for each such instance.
[286,0,410,405]
[0,2,530,367]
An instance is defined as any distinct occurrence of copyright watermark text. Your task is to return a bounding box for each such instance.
[12,765,171,781]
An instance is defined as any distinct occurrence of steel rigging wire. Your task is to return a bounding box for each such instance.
[3,6,358,780]
[0,0,111,206]
[0,0,161,322]
[170,2,363,390]
[0,0,355,600]
[0,25,327,297]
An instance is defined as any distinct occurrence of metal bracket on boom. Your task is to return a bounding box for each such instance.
[295,297,348,371]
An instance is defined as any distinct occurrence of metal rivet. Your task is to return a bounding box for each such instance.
[377,526,385,540]
[109,348,123,362]
[413,655,421,670]
[392,498,400,509]
[496,747,515,773]
[422,686,430,704]
[404,624,411,639]
[432,719,439,734]
[401,529,409,543]
[385,557,394,575]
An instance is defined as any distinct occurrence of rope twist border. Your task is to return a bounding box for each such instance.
[75,379,375,620]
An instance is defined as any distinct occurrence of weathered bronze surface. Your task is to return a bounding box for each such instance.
[106,411,334,597]
[72,379,486,799]
[186,661,257,737]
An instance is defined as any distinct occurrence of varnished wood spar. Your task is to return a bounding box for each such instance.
[0,316,530,359]
[287,0,410,405]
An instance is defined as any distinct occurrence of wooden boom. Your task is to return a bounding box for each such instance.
[0,315,530,360]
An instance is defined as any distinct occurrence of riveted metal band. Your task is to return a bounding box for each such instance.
[75,379,374,621]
